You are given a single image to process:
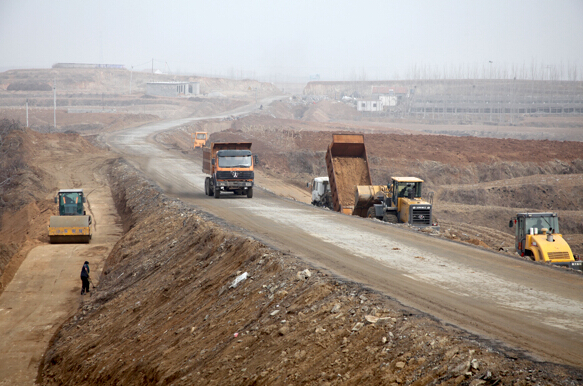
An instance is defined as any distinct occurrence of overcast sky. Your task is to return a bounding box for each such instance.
[1,0,582,81]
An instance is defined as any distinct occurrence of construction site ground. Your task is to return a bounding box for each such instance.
[0,69,583,385]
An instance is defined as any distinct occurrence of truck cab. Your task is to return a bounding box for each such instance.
[203,143,254,199]
[309,177,332,209]
[510,212,581,270]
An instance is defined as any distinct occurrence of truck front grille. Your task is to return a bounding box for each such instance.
[216,171,254,180]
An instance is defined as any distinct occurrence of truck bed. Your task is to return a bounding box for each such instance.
[325,134,372,214]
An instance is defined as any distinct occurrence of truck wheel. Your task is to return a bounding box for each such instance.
[367,207,378,219]
[214,187,220,198]
[204,177,210,196]
[247,187,253,198]
[383,213,398,224]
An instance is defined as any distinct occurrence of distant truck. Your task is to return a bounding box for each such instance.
[202,142,254,198]
[509,212,582,270]
[192,132,208,149]
[48,189,92,243]
[325,134,372,215]
[309,177,333,209]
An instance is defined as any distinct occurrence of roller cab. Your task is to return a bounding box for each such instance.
[49,189,92,243]
[510,212,581,270]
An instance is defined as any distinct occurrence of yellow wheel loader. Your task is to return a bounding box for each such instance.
[48,189,92,243]
[509,212,582,271]
[359,177,435,227]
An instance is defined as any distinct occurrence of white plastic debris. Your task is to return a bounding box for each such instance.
[230,272,248,288]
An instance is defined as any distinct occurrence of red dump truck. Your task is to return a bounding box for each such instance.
[202,142,254,198]
[325,134,373,215]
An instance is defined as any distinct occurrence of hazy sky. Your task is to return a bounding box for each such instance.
[1,0,582,81]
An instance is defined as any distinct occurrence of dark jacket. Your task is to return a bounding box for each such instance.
[80,263,90,278]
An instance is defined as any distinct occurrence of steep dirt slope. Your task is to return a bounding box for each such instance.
[40,160,583,385]
[0,123,56,294]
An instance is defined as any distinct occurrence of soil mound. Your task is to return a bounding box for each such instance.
[333,157,371,207]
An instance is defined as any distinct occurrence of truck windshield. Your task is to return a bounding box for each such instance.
[218,156,252,168]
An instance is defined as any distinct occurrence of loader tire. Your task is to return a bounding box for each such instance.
[247,187,253,198]
[383,213,398,224]
[367,207,379,219]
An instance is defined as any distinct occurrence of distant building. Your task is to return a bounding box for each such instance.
[356,99,383,112]
[52,63,126,69]
[371,86,409,106]
[146,82,200,97]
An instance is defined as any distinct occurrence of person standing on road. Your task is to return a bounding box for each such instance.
[80,261,90,295]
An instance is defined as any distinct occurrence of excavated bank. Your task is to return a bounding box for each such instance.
[39,159,583,385]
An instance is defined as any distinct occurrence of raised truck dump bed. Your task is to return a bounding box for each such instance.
[325,134,372,215]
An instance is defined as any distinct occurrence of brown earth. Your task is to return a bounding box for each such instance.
[39,159,583,386]
[1,70,583,385]
[1,114,582,386]
[332,157,371,207]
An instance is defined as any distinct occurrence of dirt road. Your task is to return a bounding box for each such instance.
[0,136,122,385]
[105,105,583,367]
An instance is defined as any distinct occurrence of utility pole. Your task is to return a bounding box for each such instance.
[53,78,57,130]
[489,61,493,122]
[26,99,29,127]
[152,58,154,75]
[130,66,133,94]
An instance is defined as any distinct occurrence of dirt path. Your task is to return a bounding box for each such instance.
[0,138,122,385]
[105,113,583,368]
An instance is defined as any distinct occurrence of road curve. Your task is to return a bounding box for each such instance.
[105,100,583,368]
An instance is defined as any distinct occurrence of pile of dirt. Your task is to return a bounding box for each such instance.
[40,159,583,385]
[332,157,371,207]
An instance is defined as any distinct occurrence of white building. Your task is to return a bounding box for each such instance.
[356,99,384,112]
[146,82,200,97]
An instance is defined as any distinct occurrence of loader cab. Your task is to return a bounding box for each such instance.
[192,132,208,149]
[55,189,86,216]
[390,177,423,206]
